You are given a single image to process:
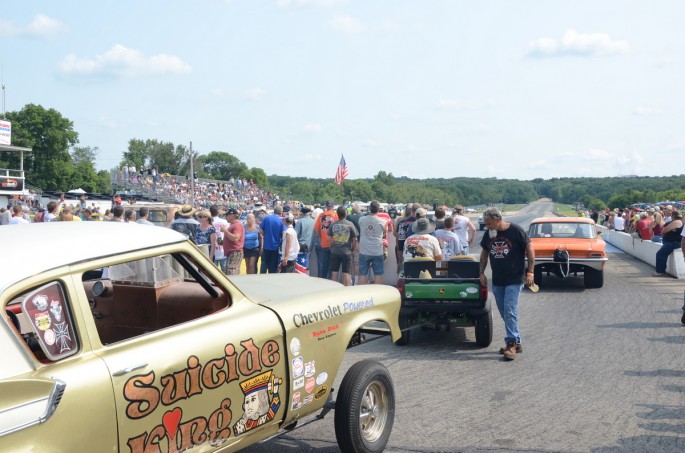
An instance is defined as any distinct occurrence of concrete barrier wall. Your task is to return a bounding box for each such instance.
[597,225,685,279]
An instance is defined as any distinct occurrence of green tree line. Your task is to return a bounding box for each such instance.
[3,104,685,208]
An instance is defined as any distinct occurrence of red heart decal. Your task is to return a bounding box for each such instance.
[163,407,183,439]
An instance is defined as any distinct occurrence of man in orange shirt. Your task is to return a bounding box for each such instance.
[313,200,338,278]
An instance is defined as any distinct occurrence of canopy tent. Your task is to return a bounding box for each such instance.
[67,188,86,194]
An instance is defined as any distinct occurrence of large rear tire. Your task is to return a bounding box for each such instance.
[395,315,411,346]
[474,311,493,347]
[584,268,604,288]
[334,360,395,453]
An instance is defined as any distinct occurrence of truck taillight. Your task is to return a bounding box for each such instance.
[480,285,488,301]
[396,279,405,299]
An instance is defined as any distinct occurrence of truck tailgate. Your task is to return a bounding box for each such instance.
[404,280,481,300]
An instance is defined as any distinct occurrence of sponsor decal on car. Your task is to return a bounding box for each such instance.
[315,372,328,385]
[293,376,304,390]
[314,385,328,400]
[291,392,302,410]
[289,337,301,356]
[305,378,315,394]
[304,360,316,377]
[292,356,304,378]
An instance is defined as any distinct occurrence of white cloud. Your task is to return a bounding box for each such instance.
[297,153,322,161]
[58,44,192,77]
[527,29,629,58]
[98,116,117,129]
[437,99,459,109]
[329,14,363,33]
[0,14,66,38]
[244,87,266,100]
[277,0,346,7]
[363,138,381,147]
[302,123,322,134]
[436,98,497,110]
[632,106,662,116]
[379,20,401,33]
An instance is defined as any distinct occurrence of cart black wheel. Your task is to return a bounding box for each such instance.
[395,315,411,346]
[334,360,395,453]
[474,311,493,347]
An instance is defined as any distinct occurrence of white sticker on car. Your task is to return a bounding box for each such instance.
[289,337,301,356]
[316,372,328,385]
[292,356,304,378]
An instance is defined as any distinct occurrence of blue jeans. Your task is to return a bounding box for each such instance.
[260,249,280,274]
[316,245,331,279]
[213,257,227,274]
[655,241,680,274]
[491,283,523,345]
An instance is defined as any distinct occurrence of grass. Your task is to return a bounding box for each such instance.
[554,204,580,217]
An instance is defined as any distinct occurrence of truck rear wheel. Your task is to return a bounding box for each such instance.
[334,360,395,453]
[395,315,411,346]
[474,311,493,347]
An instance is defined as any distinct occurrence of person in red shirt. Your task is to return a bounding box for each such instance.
[636,212,653,240]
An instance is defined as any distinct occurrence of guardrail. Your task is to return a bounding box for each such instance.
[596,225,685,279]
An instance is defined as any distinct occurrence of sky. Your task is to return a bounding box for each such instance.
[3,0,685,181]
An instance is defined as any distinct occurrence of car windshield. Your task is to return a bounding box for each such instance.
[529,222,597,239]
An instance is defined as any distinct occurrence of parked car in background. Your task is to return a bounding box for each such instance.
[131,203,181,227]
[527,217,608,288]
[478,215,485,230]
[1,222,401,452]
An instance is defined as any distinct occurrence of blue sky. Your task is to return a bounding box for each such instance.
[3,0,685,180]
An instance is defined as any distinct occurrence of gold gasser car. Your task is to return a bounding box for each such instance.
[527,217,608,288]
[0,222,401,453]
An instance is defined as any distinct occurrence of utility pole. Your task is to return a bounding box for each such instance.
[2,61,5,118]
[189,141,195,206]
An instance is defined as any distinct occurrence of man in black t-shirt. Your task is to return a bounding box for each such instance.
[479,207,535,361]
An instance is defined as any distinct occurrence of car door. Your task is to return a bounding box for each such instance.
[74,252,288,453]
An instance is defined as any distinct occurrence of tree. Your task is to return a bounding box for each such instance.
[120,139,188,175]
[6,104,79,190]
[120,139,147,171]
[247,167,268,187]
[69,146,109,193]
[200,151,248,181]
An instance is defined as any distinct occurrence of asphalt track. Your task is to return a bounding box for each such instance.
[244,201,685,452]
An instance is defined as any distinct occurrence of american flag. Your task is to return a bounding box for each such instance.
[334,155,349,185]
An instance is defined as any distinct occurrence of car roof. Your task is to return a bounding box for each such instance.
[0,222,187,293]
[530,217,596,224]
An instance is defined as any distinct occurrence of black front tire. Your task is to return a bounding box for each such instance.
[395,315,411,346]
[584,268,604,288]
[334,360,395,453]
[474,311,493,347]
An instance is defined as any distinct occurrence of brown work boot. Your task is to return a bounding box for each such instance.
[502,340,518,361]
[499,343,523,354]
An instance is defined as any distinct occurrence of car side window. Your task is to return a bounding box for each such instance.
[7,281,80,363]
[82,252,231,345]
